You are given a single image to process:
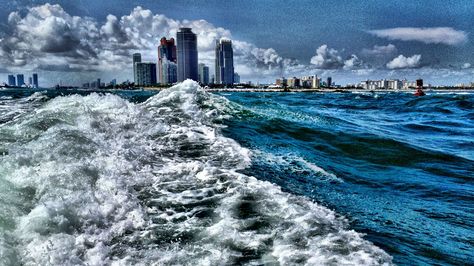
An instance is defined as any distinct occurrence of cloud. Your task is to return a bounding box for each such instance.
[310,45,344,69]
[462,63,471,69]
[343,55,365,70]
[368,27,467,45]
[386,54,421,69]
[361,44,397,57]
[0,4,304,83]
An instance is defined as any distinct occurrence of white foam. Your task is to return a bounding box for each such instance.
[0,80,392,265]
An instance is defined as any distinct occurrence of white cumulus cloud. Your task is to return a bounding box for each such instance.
[310,45,344,69]
[386,54,422,69]
[368,27,467,45]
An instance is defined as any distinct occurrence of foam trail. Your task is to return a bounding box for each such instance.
[0,80,392,265]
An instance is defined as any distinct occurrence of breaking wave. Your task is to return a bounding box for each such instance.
[0,80,392,265]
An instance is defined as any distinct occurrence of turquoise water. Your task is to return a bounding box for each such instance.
[0,82,472,265]
[218,91,474,265]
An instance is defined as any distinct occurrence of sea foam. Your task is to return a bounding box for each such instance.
[0,80,392,265]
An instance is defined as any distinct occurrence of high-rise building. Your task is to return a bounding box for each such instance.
[8,75,16,86]
[28,77,33,86]
[215,39,234,85]
[136,63,157,86]
[177,28,198,82]
[32,73,38,88]
[17,74,25,87]
[327,77,332,88]
[198,63,209,85]
[233,72,240,84]
[158,37,177,84]
[133,53,142,84]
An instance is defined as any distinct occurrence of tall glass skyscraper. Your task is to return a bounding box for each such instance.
[158,37,177,84]
[215,39,234,85]
[133,53,142,84]
[8,75,15,86]
[177,28,198,82]
[198,63,209,85]
[32,73,38,88]
[17,74,25,87]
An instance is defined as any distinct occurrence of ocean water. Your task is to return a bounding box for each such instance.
[0,81,472,265]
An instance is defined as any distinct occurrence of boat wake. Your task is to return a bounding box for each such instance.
[0,80,392,265]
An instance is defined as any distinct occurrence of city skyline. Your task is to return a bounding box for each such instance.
[0,1,473,86]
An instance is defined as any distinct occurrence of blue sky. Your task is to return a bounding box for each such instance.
[0,0,473,86]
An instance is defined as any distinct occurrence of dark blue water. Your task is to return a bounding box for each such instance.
[217,91,474,265]
[0,87,472,265]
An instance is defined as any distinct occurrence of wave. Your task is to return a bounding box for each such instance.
[0,80,392,265]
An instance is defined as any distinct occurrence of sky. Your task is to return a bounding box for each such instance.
[0,0,473,86]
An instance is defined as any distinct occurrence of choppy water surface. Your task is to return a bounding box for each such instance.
[0,82,472,265]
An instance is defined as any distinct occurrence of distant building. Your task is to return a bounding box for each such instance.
[28,77,33,86]
[387,79,402,90]
[233,72,240,84]
[136,63,157,86]
[17,74,25,87]
[215,39,234,85]
[97,79,101,88]
[133,53,142,84]
[8,75,15,86]
[198,63,209,85]
[177,28,198,81]
[158,37,177,84]
[32,73,38,88]
[287,77,300,88]
[301,75,320,89]
[276,77,288,87]
[327,77,332,88]
[210,74,215,84]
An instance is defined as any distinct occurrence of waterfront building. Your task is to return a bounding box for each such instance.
[17,74,25,87]
[136,63,157,86]
[287,77,300,88]
[158,37,177,84]
[198,63,209,85]
[32,73,38,88]
[215,39,234,85]
[28,77,32,86]
[177,28,198,81]
[327,77,332,88]
[276,77,288,87]
[301,75,320,89]
[133,53,142,84]
[8,75,15,86]
[387,79,402,90]
[233,72,240,84]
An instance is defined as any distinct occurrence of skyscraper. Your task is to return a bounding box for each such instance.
[327,77,332,88]
[17,74,25,87]
[215,39,234,85]
[136,63,157,86]
[158,37,177,84]
[28,77,33,86]
[133,53,142,84]
[233,72,240,84]
[198,63,209,85]
[177,28,198,82]
[32,73,38,88]
[8,75,15,86]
